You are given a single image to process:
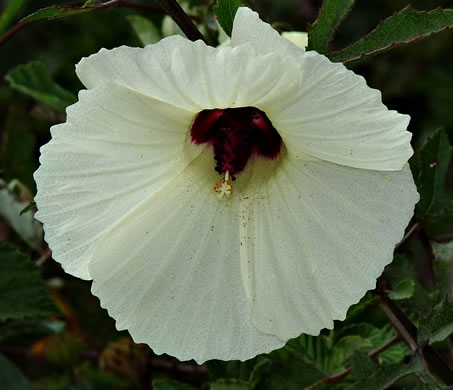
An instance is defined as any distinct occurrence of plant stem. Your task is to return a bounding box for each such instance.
[378,294,453,385]
[159,0,207,43]
[395,220,420,249]
[0,0,203,47]
[0,22,26,46]
[304,336,401,390]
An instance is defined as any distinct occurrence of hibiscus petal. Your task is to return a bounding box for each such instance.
[76,35,299,114]
[34,82,197,279]
[231,7,304,57]
[239,157,418,340]
[281,32,308,50]
[88,150,284,363]
[273,51,413,171]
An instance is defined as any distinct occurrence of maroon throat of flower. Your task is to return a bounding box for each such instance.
[190,107,282,199]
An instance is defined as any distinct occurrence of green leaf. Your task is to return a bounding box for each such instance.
[331,6,453,63]
[286,333,332,372]
[0,241,60,321]
[249,358,273,389]
[351,351,377,381]
[348,360,417,390]
[204,359,258,381]
[388,279,416,300]
[411,129,453,240]
[210,379,249,390]
[0,0,26,34]
[329,335,375,373]
[432,242,453,297]
[5,61,77,112]
[20,201,37,215]
[410,358,448,390]
[82,0,105,6]
[414,129,453,217]
[20,4,94,23]
[336,323,410,366]
[0,105,37,191]
[214,0,244,37]
[152,379,197,390]
[0,319,64,343]
[0,354,34,390]
[307,0,355,54]
[418,296,453,344]
[77,363,135,390]
[256,354,325,390]
[383,255,433,316]
[127,15,161,46]
[0,180,43,250]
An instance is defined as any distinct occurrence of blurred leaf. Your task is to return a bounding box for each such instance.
[0,241,60,321]
[0,106,37,191]
[210,379,249,390]
[410,358,448,390]
[205,359,257,381]
[336,323,410,366]
[0,353,34,390]
[20,201,36,215]
[127,15,161,46]
[214,0,244,37]
[432,242,453,297]
[20,4,94,23]
[348,359,417,390]
[0,180,43,249]
[307,0,355,54]
[343,292,375,324]
[255,353,325,390]
[286,333,331,372]
[414,129,453,217]
[0,0,26,34]
[351,350,377,381]
[383,255,433,316]
[331,6,453,62]
[388,279,416,300]
[329,336,373,373]
[412,129,453,240]
[35,376,71,390]
[0,319,64,343]
[78,363,135,390]
[100,338,150,387]
[5,61,77,112]
[153,379,197,390]
[83,0,105,6]
[249,358,273,389]
[45,332,85,368]
[418,295,453,344]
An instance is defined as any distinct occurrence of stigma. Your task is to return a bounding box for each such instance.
[190,107,282,199]
[214,171,233,200]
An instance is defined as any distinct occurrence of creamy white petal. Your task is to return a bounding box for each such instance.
[273,51,413,170]
[34,83,197,280]
[281,32,308,50]
[76,36,299,114]
[239,157,418,340]
[231,7,304,58]
[89,150,284,363]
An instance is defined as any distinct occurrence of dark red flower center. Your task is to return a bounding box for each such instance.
[190,107,282,178]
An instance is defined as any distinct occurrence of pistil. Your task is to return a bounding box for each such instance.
[190,107,282,199]
[214,171,233,199]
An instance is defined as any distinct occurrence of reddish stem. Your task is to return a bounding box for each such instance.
[304,335,401,389]
[0,0,202,47]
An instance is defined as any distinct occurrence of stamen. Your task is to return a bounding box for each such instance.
[191,107,282,199]
[214,170,233,200]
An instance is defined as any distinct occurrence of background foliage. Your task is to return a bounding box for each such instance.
[1,0,453,388]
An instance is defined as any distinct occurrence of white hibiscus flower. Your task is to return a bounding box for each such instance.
[34,7,419,363]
